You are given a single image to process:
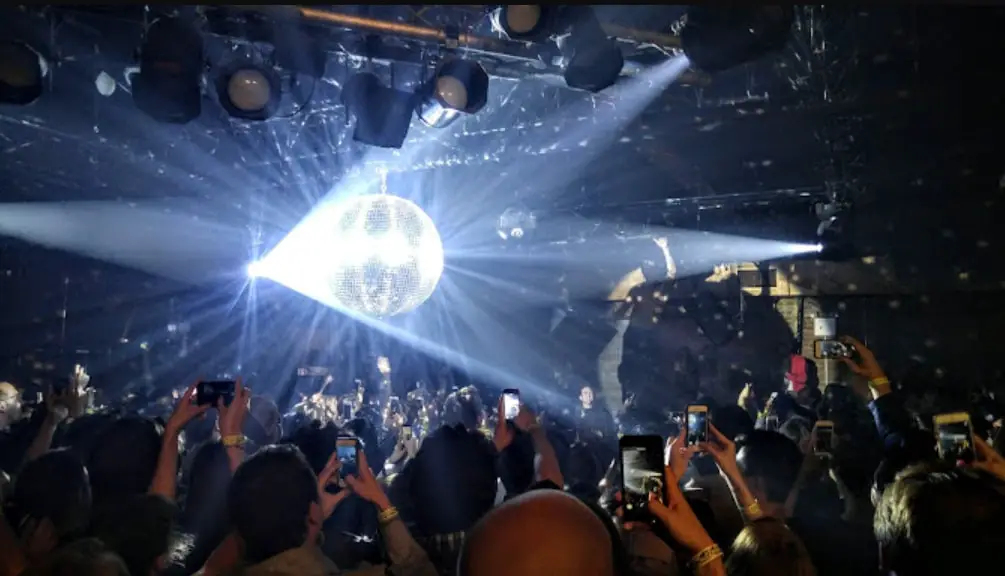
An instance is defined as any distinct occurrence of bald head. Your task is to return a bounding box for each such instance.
[458,490,616,576]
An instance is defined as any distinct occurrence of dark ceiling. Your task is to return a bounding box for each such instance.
[0,5,1003,294]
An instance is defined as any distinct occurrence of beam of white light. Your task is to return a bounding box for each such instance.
[0,201,251,283]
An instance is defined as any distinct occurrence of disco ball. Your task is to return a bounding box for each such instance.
[327,194,444,317]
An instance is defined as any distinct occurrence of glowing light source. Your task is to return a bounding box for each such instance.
[417,59,490,128]
[324,195,443,317]
[216,62,281,121]
[490,5,554,41]
[247,261,265,278]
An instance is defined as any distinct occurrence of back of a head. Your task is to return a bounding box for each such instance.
[442,387,483,431]
[22,538,129,576]
[458,490,616,576]
[726,518,817,576]
[405,424,497,535]
[228,444,318,564]
[874,462,1005,576]
[736,431,803,504]
[13,448,91,541]
[87,416,162,505]
[712,405,755,442]
[89,493,176,576]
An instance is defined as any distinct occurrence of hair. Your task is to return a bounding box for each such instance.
[86,416,162,506]
[397,424,498,535]
[736,430,803,503]
[727,518,817,576]
[441,387,483,431]
[13,449,91,541]
[21,538,129,576]
[228,445,319,564]
[89,493,176,576]
[874,462,1005,576]
[713,404,755,442]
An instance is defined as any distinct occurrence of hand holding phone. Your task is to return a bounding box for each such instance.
[197,380,236,406]
[686,405,709,447]
[502,388,520,420]
[934,412,976,463]
[619,434,665,522]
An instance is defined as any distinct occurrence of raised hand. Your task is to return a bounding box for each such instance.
[666,431,699,479]
[317,450,351,519]
[218,378,250,437]
[344,451,391,509]
[166,381,211,436]
[699,423,740,479]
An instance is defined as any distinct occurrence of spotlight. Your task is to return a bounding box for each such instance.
[247,261,264,278]
[133,17,204,124]
[342,72,416,149]
[216,61,281,121]
[0,41,46,105]
[490,5,555,41]
[680,6,795,73]
[417,60,489,129]
[559,7,624,92]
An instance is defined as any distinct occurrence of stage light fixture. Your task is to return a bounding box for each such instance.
[490,5,555,41]
[132,17,204,124]
[216,61,281,121]
[0,41,46,105]
[680,6,795,73]
[417,59,489,129]
[559,7,624,92]
[341,72,416,149]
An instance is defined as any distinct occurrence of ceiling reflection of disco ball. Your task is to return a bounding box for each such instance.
[328,195,444,317]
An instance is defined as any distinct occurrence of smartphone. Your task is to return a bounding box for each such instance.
[933,412,975,463]
[401,425,413,441]
[619,434,665,522]
[502,388,520,420]
[196,380,235,406]
[814,420,835,456]
[686,405,709,446]
[336,436,360,478]
[340,400,353,421]
[814,339,851,360]
[765,414,780,431]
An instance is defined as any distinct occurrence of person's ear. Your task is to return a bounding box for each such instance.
[306,501,324,545]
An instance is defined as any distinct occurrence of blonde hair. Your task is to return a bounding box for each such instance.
[726,518,817,576]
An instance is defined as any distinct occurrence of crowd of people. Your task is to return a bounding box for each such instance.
[0,335,1004,576]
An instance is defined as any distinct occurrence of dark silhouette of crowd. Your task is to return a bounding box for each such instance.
[0,336,1003,576]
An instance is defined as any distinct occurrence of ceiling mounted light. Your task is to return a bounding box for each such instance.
[132,17,204,124]
[216,61,281,121]
[342,72,416,149]
[417,59,489,129]
[0,41,46,105]
[559,7,624,93]
[680,6,795,73]
[490,5,555,42]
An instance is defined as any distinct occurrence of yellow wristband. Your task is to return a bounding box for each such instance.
[689,544,724,568]
[870,376,891,387]
[222,434,247,448]
[744,500,763,519]
[377,506,400,525]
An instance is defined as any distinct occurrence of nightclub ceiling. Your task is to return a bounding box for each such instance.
[0,5,1004,294]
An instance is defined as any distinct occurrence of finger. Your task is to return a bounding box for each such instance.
[973,435,995,460]
[357,451,371,476]
[840,357,865,375]
[344,474,361,491]
[613,491,623,502]
[217,397,226,412]
[182,381,199,400]
[614,507,623,518]
[839,335,862,346]
[195,403,212,416]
